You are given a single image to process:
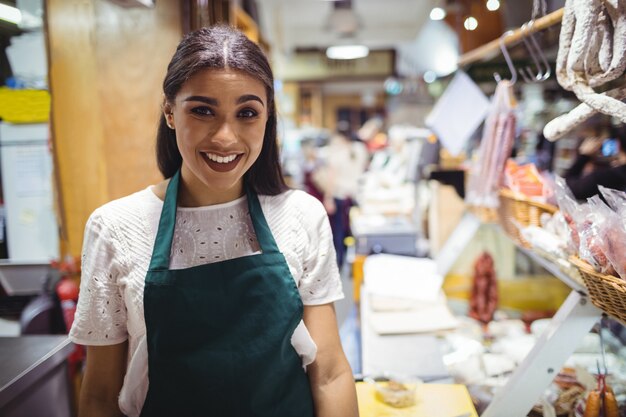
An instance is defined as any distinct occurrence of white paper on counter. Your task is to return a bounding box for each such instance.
[363,254,442,302]
[425,71,490,156]
[368,303,459,335]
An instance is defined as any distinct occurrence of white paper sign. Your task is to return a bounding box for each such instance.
[425,71,490,156]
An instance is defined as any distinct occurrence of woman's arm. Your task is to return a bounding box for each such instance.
[78,342,128,417]
[304,303,359,417]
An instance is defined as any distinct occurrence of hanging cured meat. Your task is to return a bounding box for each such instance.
[468,252,498,325]
[467,81,517,208]
[544,0,626,141]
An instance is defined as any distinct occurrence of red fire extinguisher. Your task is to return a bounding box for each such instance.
[56,277,84,379]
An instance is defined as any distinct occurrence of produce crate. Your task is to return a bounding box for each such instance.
[570,256,626,325]
[497,188,558,248]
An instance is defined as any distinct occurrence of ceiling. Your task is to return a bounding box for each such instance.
[257,0,437,55]
[255,0,560,80]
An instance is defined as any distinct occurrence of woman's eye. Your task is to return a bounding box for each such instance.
[191,106,213,116]
[238,108,258,118]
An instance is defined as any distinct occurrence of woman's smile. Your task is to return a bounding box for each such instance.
[201,152,244,172]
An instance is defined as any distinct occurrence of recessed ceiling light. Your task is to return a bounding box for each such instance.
[486,0,500,11]
[326,45,369,60]
[429,7,446,21]
[423,71,437,84]
[464,16,478,31]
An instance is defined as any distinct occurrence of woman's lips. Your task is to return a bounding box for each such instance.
[201,152,243,172]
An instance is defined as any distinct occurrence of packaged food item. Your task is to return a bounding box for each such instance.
[598,185,626,218]
[504,160,551,200]
[578,198,616,275]
[554,177,581,255]
[588,195,626,280]
[365,376,420,408]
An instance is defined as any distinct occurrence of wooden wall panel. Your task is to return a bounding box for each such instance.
[92,1,181,200]
[47,0,182,257]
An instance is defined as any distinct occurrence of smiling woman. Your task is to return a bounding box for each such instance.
[164,69,269,206]
[68,25,358,417]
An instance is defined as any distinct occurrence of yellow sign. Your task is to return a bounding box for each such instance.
[0,87,50,123]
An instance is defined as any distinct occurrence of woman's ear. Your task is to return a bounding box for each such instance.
[162,100,175,130]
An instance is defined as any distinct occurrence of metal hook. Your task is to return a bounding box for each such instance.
[518,21,544,82]
[525,19,551,81]
[494,31,517,85]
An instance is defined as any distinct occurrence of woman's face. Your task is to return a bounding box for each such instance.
[165,68,268,206]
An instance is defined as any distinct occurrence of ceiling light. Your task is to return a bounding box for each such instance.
[486,0,500,11]
[0,3,22,25]
[423,71,437,84]
[326,44,369,60]
[429,7,446,21]
[464,16,478,31]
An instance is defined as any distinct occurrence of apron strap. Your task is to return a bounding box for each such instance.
[148,169,180,271]
[149,169,281,271]
[245,184,280,254]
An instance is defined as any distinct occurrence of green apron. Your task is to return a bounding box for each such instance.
[140,170,315,417]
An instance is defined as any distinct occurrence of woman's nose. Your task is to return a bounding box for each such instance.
[212,120,237,145]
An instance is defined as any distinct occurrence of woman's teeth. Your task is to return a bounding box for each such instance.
[204,153,238,163]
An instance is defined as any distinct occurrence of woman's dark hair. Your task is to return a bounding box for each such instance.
[156,25,287,195]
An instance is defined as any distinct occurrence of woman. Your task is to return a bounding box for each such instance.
[70,25,358,417]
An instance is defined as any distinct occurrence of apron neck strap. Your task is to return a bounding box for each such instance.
[245,184,280,254]
[149,169,280,271]
[148,169,180,271]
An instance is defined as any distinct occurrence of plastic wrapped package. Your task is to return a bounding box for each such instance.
[599,185,626,220]
[553,177,581,255]
[578,197,617,275]
[589,196,626,280]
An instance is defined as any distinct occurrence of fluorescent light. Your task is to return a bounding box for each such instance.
[464,16,478,31]
[486,0,500,11]
[0,3,21,25]
[326,45,369,60]
[429,7,446,21]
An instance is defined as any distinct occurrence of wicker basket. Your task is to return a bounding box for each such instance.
[531,247,585,289]
[570,256,626,326]
[468,205,499,224]
[497,188,558,248]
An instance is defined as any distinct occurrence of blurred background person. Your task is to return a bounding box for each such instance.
[565,124,626,199]
[312,121,368,268]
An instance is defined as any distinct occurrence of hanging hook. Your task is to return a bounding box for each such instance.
[518,21,545,82]
[525,19,551,81]
[494,31,517,85]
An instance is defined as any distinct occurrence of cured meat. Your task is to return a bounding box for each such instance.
[467,81,517,207]
[468,252,498,325]
[545,0,626,141]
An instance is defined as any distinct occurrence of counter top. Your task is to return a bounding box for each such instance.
[0,335,73,408]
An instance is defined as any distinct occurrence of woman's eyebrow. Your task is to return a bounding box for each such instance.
[183,96,218,105]
[237,94,264,107]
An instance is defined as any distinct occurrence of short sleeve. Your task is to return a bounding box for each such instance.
[297,197,344,305]
[69,210,128,346]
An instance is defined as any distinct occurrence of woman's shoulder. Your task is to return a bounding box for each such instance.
[260,189,325,215]
[90,187,161,226]
[259,189,328,229]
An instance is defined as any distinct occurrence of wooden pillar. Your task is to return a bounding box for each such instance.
[46,0,182,257]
